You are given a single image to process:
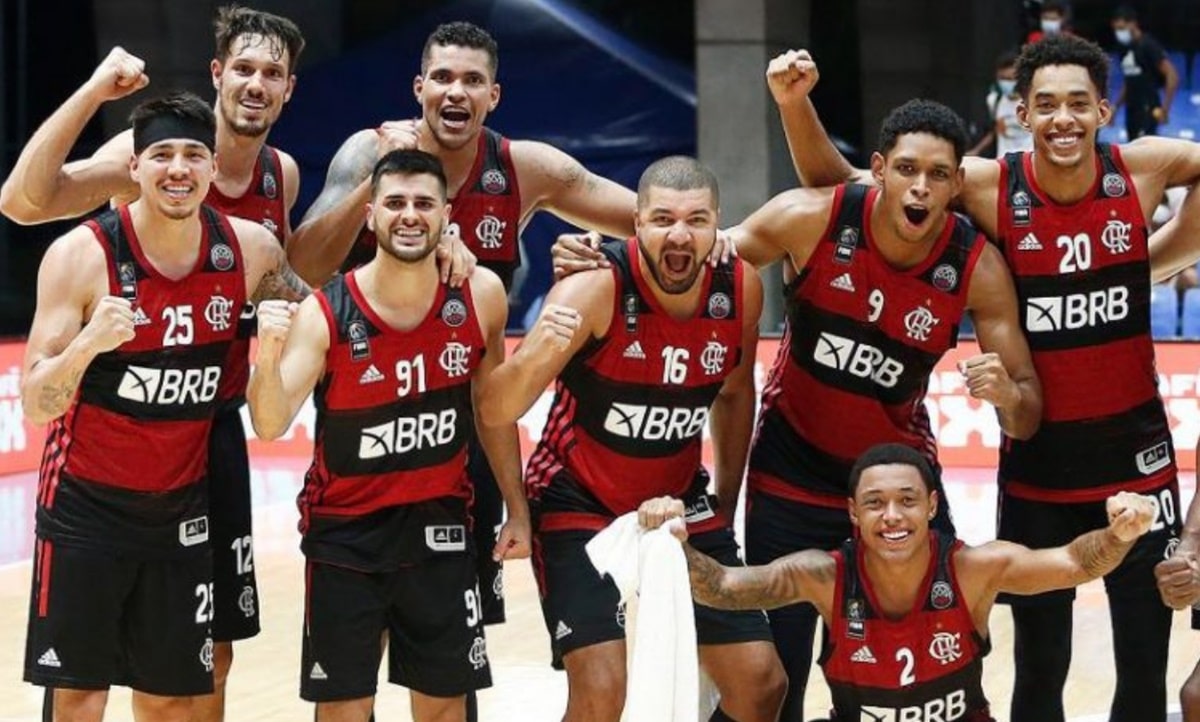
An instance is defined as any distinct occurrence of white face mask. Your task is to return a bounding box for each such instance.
[998,79,1017,95]
[1041,18,1062,34]
[1115,28,1133,45]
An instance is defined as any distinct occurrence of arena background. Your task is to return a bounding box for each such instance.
[2,0,1200,720]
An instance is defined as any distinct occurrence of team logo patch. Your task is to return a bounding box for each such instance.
[930,580,954,610]
[475,215,506,249]
[1100,220,1132,254]
[200,637,214,673]
[683,495,717,523]
[493,569,504,599]
[205,295,234,332]
[481,168,508,194]
[624,293,639,333]
[699,341,728,375]
[262,170,278,199]
[210,243,235,271]
[348,320,370,361]
[1102,172,1127,197]
[835,226,858,264]
[469,636,489,669]
[904,306,939,343]
[238,586,257,617]
[439,342,472,377]
[846,598,866,640]
[441,297,468,327]
[118,261,138,297]
[929,631,963,665]
[1136,441,1171,475]
[615,602,627,629]
[1165,537,1181,561]
[707,292,731,319]
[1011,190,1031,207]
[931,264,958,292]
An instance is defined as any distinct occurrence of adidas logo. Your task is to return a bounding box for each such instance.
[309,662,328,680]
[830,273,856,292]
[622,341,646,360]
[132,307,151,326]
[38,648,62,668]
[850,645,877,664]
[554,620,573,640]
[358,364,384,384]
[1017,233,1043,251]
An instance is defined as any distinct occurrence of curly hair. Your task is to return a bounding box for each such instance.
[877,99,969,164]
[1015,34,1109,100]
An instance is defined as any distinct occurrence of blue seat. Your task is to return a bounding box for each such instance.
[1181,287,1200,339]
[1151,284,1180,339]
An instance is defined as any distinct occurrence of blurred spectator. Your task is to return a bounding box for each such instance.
[968,50,1033,157]
[1112,4,1178,139]
[1025,0,1073,44]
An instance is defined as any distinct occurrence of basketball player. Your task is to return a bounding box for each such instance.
[22,91,306,722]
[0,9,306,721]
[771,34,1200,722]
[477,156,786,722]
[247,149,529,722]
[637,443,1157,722]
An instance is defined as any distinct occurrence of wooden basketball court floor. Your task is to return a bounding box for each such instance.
[0,460,1196,721]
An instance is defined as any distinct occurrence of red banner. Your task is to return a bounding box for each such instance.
[3,338,1198,474]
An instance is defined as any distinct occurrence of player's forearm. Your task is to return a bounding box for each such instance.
[709,385,754,519]
[21,339,101,425]
[0,85,105,223]
[1177,490,1200,557]
[246,359,298,441]
[995,376,1042,440]
[778,96,858,187]
[1067,527,1136,582]
[477,351,553,428]
[474,419,529,522]
[288,179,373,286]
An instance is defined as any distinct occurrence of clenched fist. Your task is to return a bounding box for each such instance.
[376,119,421,156]
[256,299,298,361]
[88,47,149,102]
[525,303,581,354]
[637,496,688,542]
[83,296,136,353]
[1105,491,1155,543]
[766,49,819,108]
[958,352,1019,410]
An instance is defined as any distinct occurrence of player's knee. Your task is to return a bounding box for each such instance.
[565,648,626,713]
[212,641,234,687]
[715,652,787,721]
[1181,668,1200,715]
[131,691,193,722]
[53,688,109,722]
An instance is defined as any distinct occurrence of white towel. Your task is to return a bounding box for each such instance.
[586,513,698,722]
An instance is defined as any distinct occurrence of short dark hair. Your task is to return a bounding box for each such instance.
[877,99,968,164]
[1112,4,1138,22]
[129,91,216,153]
[214,4,306,72]
[636,155,719,208]
[1015,34,1109,100]
[421,21,499,78]
[1041,0,1068,17]
[848,444,936,496]
[370,149,448,200]
[996,49,1018,71]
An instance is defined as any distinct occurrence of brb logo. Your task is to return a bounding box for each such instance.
[602,403,708,441]
[860,690,966,722]
[1024,287,1129,333]
[813,332,904,388]
[358,409,457,458]
[117,365,221,405]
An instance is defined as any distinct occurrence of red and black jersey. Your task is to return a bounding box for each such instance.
[37,204,245,556]
[749,184,983,505]
[300,270,485,570]
[995,145,1173,502]
[820,532,993,722]
[526,238,744,529]
[206,145,288,406]
[343,128,523,289]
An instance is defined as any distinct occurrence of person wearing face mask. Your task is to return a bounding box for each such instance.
[967,51,1033,158]
[1112,4,1178,140]
[1024,0,1073,44]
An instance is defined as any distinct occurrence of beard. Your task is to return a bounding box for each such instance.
[376,225,441,264]
[220,97,272,139]
[636,237,704,295]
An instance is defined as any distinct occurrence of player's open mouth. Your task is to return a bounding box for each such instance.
[441,107,471,128]
[663,252,692,274]
[903,206,929,226]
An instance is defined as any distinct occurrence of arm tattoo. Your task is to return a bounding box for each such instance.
[684,545,829,610]
[1070,529,1135,578]
[560,159,585,190]
[300,135,376,223]
[253,255,312,304]
[37,370,83,418]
